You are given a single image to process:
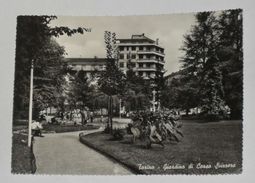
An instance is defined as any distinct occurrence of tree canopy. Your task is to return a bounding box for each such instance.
[163,9,243,120]
[13,16,89,120]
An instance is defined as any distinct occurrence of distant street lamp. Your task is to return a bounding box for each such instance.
[119,98,122,119]
[152,89,156,112]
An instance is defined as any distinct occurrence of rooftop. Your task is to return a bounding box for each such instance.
[65,58,110,65]
[117,33,156,44]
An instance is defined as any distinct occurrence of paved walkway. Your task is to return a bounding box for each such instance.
[33,128,132,175]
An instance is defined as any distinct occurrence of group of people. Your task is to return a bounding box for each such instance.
[40,109,94,125]
[129,110,184,148]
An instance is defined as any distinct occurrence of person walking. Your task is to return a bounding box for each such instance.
[80,109,86,126]
[90,111,94,123]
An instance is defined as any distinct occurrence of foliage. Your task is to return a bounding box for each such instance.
[123,59,151,111]
[217,9,243,119]
[98,31,126,132]
[129,110,183,147]
[199,66,228,120]
[32,38,67,117]
[13,16,88,120]
[176,10,242,120]
[68,70,94,110]
[98,31,126,96]
[112,128,125,140]
[161,74,199,113]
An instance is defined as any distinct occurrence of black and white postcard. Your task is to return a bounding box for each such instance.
[12,10,243,175]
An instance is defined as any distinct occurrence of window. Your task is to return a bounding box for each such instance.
[139,46,143,50]
[139,55,143,59]
[131,63,136,68]
[132,46,136,51]
[119,54,124,59]
[131,54,136,59]
[119,62,124,68]
[119,46,124,51]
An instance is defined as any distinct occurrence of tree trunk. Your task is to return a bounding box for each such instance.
[106,96,110,133]
[110,95,113,134]
[186,109,189,116]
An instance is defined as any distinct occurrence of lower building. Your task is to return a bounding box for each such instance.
[65,57,108,79]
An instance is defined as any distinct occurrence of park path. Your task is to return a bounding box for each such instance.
[33,127,132,175]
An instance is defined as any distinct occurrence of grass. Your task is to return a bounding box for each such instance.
[11,126,36,174]
[80,120,242,174]
[42,124,100,133]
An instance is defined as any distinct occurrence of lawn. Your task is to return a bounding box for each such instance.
[12,126,36,174]
[80,120,242,174]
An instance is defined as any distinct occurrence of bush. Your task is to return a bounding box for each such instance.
[201,113,224,121]
[112,129,125,140]
[103,125,111,134]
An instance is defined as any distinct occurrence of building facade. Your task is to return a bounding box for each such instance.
[116,34,165,79]
[65,57,107,79]
[65,34,165,81]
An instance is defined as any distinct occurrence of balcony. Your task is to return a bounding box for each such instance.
[137,58,165,65]
[137,67,157,71]
[137,49,165,56]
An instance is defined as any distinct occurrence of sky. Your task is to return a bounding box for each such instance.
[50,13,196,75]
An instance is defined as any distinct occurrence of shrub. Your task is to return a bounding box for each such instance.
[112,128,125,140]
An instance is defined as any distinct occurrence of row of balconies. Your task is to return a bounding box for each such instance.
[119,49,165,56]
[119,54,164,63]
[120,67,164,73]
[117,43,164,54]
[69,64,106,71]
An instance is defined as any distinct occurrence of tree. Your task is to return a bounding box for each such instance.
[32,38,67,118]
[161,71,199,114]
[13,16,89,121]
[66,70,94,124]
[70,70,93,108]
[180,12,227,120]
[154,59,166,110]
[217,9,243,119]
[124,54,151,112]
[98,31,126,133]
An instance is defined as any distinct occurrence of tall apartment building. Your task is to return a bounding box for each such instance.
[116,34,165,79]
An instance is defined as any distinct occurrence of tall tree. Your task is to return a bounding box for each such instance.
[32,38,67,118]
[13,16,88,121]
[98,31,126,132]
[217,9,243,119]
[180,12,227,120]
